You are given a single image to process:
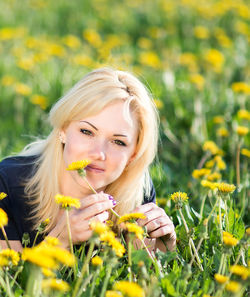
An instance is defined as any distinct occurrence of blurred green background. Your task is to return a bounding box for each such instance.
[0,0,249,197]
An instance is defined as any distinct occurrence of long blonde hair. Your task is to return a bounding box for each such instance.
[21,67,159,232]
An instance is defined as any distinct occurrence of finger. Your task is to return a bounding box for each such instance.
[76,200,114,220]
[137,208,164,226]
[79,192,114,209]
[88,211,109,223]
[144,216,171,233]
[133,202,155,214]
[149,224,175,239]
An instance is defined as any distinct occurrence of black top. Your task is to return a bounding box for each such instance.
[0,156,155,246]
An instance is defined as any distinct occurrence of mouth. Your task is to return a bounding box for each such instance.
[85,165,105,173]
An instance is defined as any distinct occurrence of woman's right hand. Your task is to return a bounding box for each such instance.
[48,192,115,248]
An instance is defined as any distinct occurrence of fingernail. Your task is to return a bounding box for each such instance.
[112,200,117,206]
[108,195,114,201]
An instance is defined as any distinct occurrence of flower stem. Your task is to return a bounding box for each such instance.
[199,193,207,220]
[140,238,161,276]
[32,231,40,247]
[1,226,11,249]
[128,239,132,282]
[72,240,95,297]
[236,142,241,188]
[218,197,223,242]
[66,209,74,255]
[99,264,113,297]
[179,209,203,271]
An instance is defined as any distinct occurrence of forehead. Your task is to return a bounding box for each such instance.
[79,101,138,135]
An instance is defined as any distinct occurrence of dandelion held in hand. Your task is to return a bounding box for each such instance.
[55,194,81,209]
[118,213,146,224]
[66,159,91,177]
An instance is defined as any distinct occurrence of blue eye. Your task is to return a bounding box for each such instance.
[113,140,126,146]
[80,129,93,136]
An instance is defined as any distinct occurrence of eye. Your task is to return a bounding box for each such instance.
[80,129,93,136]
[113,139,127,146]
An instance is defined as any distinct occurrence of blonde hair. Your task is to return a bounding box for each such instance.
[21,67,159,232]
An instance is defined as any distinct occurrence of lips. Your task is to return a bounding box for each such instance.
[85,165,105,173]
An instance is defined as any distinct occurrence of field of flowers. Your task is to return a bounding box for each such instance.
[0,0,249,296]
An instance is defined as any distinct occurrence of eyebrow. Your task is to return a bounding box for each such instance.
[80,121,128,137]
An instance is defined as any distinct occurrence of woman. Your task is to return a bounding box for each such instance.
[0,67,176,252]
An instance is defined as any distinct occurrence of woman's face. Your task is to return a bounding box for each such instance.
[60,101,138,196]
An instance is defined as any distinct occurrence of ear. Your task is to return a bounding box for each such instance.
[59,130,66,144]
[127,151,137,166]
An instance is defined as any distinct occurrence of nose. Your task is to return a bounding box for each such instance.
[88,142,106,161]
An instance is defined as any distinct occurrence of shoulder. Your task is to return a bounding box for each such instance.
[0,155,39,186]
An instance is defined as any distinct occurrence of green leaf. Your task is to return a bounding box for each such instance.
[161,277,177,296]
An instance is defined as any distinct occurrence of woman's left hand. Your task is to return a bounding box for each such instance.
[132,203,176,251]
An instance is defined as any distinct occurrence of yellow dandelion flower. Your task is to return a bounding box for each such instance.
[201,180,219,190]
[194,26,210,39]
[138,51,161,69]
[213,116,224,124]
[189,73,205,90]
[0,208,8,228]
[214,273,229,284]
[241,148,250,158]
[154,99,163,109]
[62,35,81,49]
[225,281,241,293]
[72,54,93,67]
[217,182,236,194]
[214,156,226,170]
[0,192,7,200]
[223,232,238,247]
[216,127,229,137]
[1,75,16,86]
[170,192,189,203]
[156,198,167,207]
[100,231,126,257]
[203,141,219,155]
[118,213,146,224]
[83,29,102,48]
[246,227,250,236]
[42,268,56,277]
[43,236,60,246]
[55,194,80,209]
[106,291,122,297]
[15,83,32,96]
[43,218,50,226]
[231,82,250,95]
[205,159,215,168]
[91,256,103,266]
[42,278,70,292]
[0,256,9,266]
[106,220,114,227]
[192,168,211,179]
[125,223,144,240]
[0,249,20,266]
[22,248,58,269]
[207,172,221,181]
[237,126,249,136]
[204,49,224,73]
[237,109,250,121]
[230,265,249,280]
[90,221,110,234]
[66,159,91,171]
[113,281,145,297]
[30,94,48,110]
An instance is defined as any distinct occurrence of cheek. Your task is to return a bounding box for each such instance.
[63,135,86,164]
